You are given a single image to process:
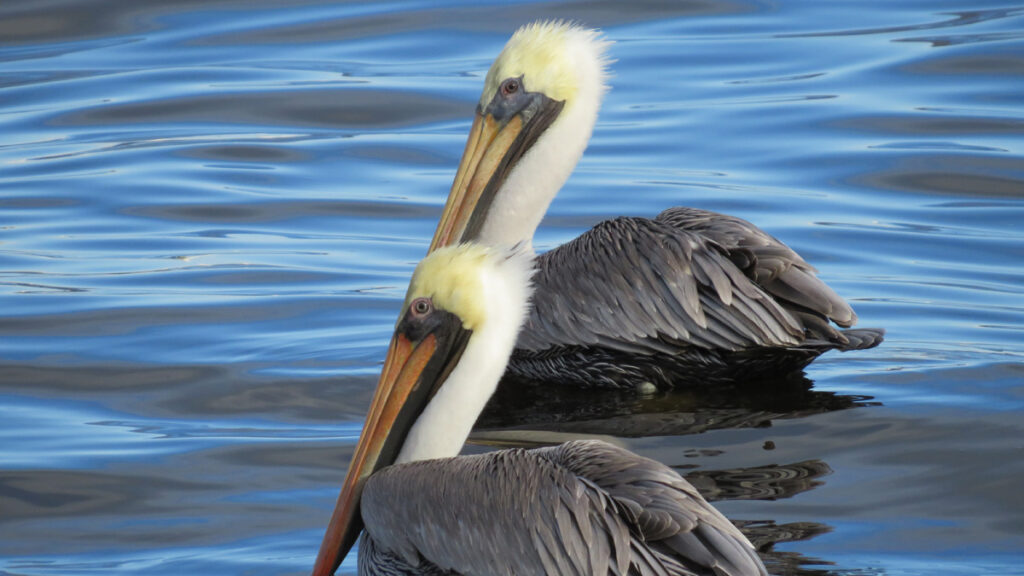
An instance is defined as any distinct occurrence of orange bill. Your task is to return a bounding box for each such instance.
[311,332,437,576]
[429,111,524,251]
[429,83,564,252]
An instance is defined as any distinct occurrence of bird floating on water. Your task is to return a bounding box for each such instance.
[312,243,768,576]
[430,21,883,390]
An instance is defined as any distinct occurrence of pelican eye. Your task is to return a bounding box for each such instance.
[500,77,520,97]
[410,297,433,316]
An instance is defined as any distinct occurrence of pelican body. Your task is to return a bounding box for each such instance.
[312,245,767,576]
[430,21,883,389]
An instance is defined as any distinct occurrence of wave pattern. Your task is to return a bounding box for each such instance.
[1,1,1023,575]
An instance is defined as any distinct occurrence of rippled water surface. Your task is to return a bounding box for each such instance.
[2,1,1023,575]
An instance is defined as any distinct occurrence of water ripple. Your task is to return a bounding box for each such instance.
[2,1,1024,575]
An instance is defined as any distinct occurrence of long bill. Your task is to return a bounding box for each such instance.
[429,95,564,252]
[311,316,468,576]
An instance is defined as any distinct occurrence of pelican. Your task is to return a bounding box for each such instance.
[430,21,884,389]
[312,244,767,576]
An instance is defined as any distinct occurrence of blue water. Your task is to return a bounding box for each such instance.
[2,1,1023,575]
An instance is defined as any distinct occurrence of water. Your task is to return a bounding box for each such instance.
[2,0,1023,574]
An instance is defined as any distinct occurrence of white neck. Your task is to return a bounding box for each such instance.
[475,61,606,249]
[395,248,533,463]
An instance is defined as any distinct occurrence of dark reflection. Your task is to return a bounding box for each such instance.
[53,89,466,130]
[476,371,877,438]
[0,196,80,209]
[904,52,1024,75]
[900,33,1024,49]
[689,462,878,576]
[748,524,872,576]
[0,70,95,90]
[0,363,227,393]
[212,0,752,45]
[779,7,1016,39]
[0,298,353,337]
[894,8,1024,48]
[0,441,341,556]
[0,469,215,522]
[688,464,841,576]
[123,198,440,224]
[0,0,754,50]
[839,115,1024,137]
[0,0,154,48]
[733,518,878,576]
[177,144,307,163]
[0,363,379,423]
[685,459,832,502]
[697,465,840,575]
[740,519,832,550]
[852,155,1024,198]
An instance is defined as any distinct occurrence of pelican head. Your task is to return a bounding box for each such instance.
[431,21,611,251]
[312,244,534,576]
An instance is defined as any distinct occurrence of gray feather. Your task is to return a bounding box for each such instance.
[358,440,767,576]
[515,207,881,382]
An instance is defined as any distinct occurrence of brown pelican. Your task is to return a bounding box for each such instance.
[430,21,884,389]
[312,243,767,576]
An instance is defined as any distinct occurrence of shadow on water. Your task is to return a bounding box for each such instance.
[476,371,878,438]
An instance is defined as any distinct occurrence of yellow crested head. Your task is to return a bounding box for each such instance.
[404,244,531,332]
[481,20,611,110]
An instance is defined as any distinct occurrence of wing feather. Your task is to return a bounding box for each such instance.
[361,448,633,576]
[657,207,856,328]
[360,442,766,576]
[520,209,831,357]
[537,440,768,576]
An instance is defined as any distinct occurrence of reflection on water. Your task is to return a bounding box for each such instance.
[478,373,875,438]
[2,0,1024,575]
[686,459,832,503]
